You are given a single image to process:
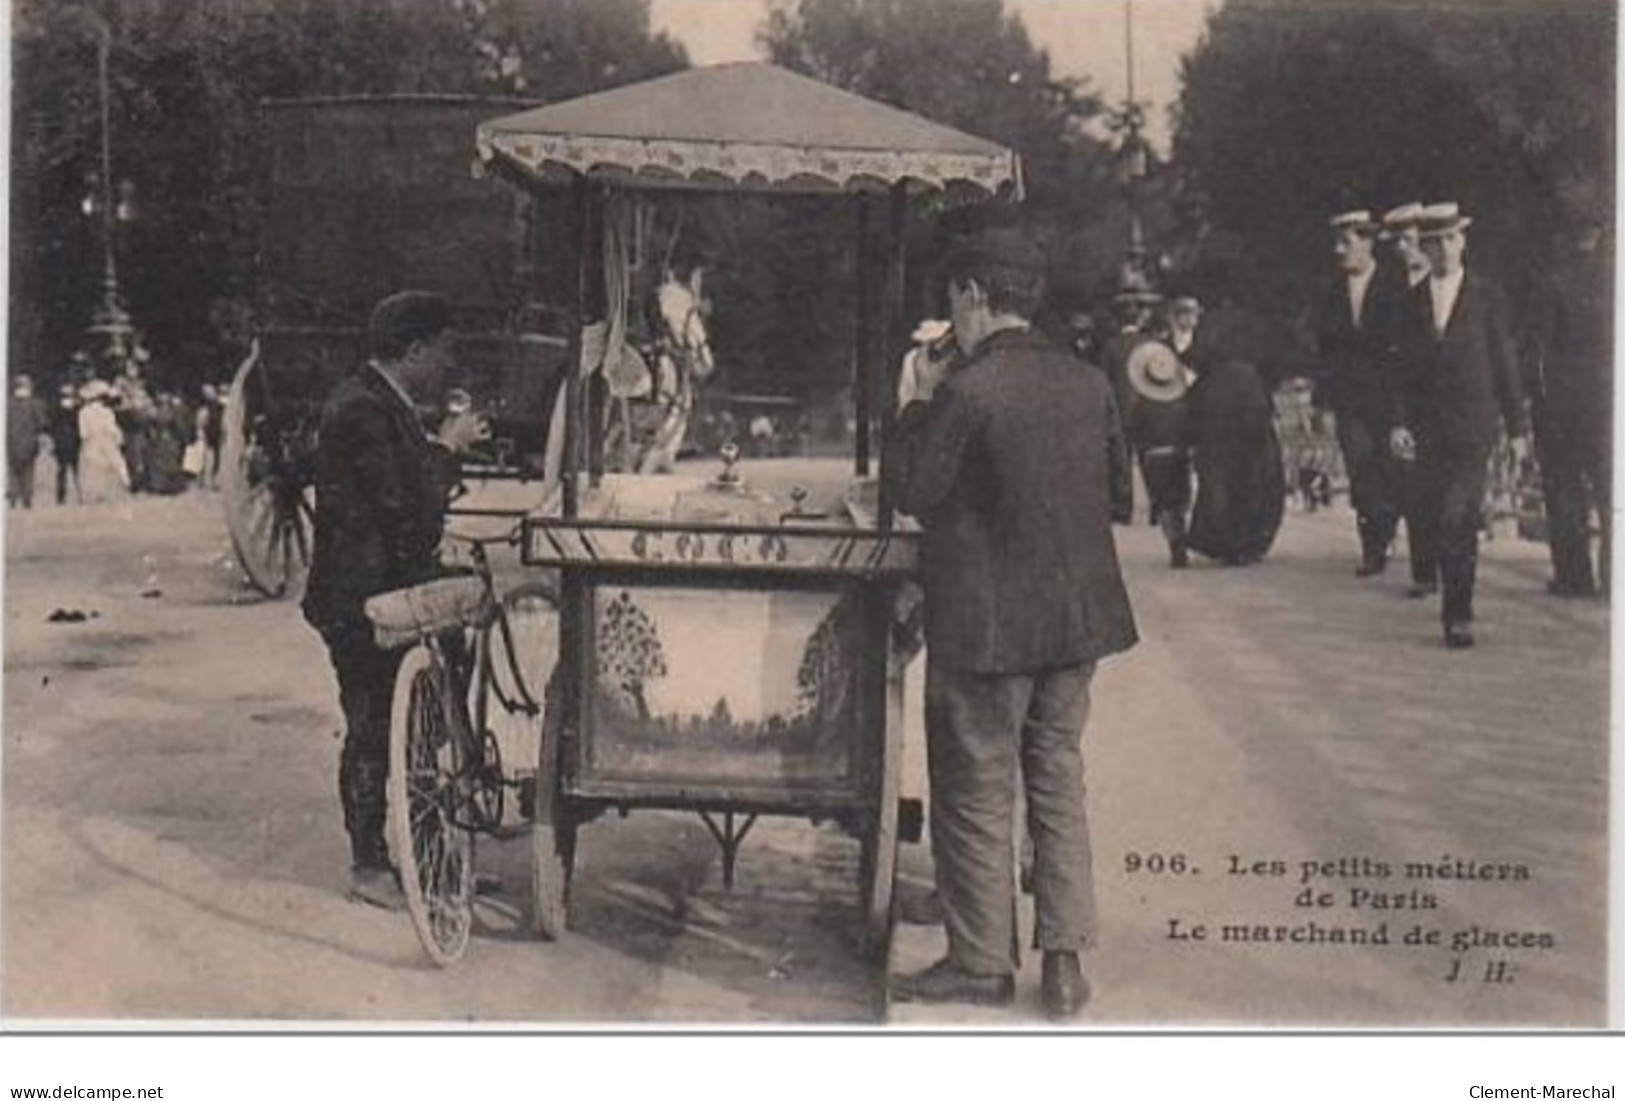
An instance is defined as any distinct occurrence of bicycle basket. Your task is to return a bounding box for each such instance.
[364,576,493,650]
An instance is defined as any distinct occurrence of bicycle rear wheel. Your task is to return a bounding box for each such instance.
[389,645,476,966]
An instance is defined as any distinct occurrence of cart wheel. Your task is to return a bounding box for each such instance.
[388,645,476,967]
[530,668,573,940]
[858,668,905,961]
[221,352,312,598]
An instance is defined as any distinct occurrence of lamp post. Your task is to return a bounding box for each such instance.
[1113,0,1155,296]
[77,9,136,369]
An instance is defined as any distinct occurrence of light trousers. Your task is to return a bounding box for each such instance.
[924,658,1098,976]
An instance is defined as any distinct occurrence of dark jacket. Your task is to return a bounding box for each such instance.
[1313,264,1403,426]
[302,364,455,633]
[1390,269,1528,457]
[889,328,1138,674]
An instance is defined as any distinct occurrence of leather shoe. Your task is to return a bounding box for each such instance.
[347,864,407,911]
[1040,951,1091,1020]
[1407,582,1439,599]
[1443,624,1475,650]
[891,957,1014,1007]
[1355,556,1387,578]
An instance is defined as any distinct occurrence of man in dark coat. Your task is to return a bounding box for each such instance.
[7,374,47,508]
[1524,222,1611,598]
[1123,339,1194,567]
[887,228,1137,1020]
[1388,205,1529,649]
[1378,202,1443,597]
[302,291,488,907]
[1096,285,1162,522]
[1313,209,1402,576]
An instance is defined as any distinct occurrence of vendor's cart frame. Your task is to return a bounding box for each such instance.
[469,62,1022,964]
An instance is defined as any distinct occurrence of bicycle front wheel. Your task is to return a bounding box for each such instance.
[388,644,476,967]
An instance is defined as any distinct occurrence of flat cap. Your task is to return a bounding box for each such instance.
[948,226,1047,274]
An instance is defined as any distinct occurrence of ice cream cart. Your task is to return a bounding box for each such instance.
[471,62,1022,961]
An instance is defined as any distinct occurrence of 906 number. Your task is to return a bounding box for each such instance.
[1123,852,1194,875]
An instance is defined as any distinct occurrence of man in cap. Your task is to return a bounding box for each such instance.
[1388,204,1529,649]
[888,227,1137,1019]
[1313,209,1402,576]
[302,290,489,907]
[1379,202,1441,596]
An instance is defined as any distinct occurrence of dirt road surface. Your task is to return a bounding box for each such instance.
[2,474,1609,1027]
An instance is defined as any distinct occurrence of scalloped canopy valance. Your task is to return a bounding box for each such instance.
[476,62,1023,199]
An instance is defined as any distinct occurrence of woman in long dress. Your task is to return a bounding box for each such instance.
[77,381,129,504]
[1186,355,1286,565]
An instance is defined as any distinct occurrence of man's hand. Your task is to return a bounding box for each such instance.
[1389,426,1417,462]
[906,348,954,405]
[437,409,492,454]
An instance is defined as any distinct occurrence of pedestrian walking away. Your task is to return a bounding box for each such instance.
[300,290,491,910]
[76,380,129,504]
[1387,204,1530,649]
[1124,339,1193,567]
[51,379,83,505]
[888,227,1137,1020]
[8,374,48,509]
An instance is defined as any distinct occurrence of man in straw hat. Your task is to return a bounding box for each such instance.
[1377,202,1443,596]
[1124,339,1194,566]
[888,226,1137,1019]
[302,290,490,908]
[1387,204,1529,649]
[1313,208,1403,576]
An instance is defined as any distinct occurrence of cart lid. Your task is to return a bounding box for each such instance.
[475,62,1022,199]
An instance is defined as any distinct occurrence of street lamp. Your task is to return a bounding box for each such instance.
[74,8,137,369]
[1110,0,1155,296]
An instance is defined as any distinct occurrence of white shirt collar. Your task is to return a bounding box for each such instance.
[1346,265,1376,325]
[1429,267,1466,332]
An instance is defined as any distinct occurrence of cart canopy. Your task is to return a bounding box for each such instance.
[476,62,1022,198]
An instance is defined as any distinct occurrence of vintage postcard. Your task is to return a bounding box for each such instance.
[3,0,1615,1033]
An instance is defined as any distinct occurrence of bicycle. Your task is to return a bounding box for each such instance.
[364,525,559,966]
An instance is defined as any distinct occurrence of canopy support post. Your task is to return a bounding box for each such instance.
[876,183,907,531]
[562,177,589,519]
[853,196,874,478]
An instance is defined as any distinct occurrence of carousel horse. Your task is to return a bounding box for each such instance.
[606,269,715,474]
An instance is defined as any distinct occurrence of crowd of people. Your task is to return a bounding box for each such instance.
[1311,200,1607,648]
[5,347,227,509]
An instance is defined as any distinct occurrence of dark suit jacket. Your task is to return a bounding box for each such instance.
[1312,264,1402,426]
[1390,268,1528,459]
[302,364,455,633]
[889,328,1138,674]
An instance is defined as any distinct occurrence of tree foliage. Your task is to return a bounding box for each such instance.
[1171,0,1614,377]
[678,0,1125,398]
[8,0,687,391]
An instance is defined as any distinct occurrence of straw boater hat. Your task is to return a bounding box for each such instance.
[1380,202,1426,237]
[80,379,113,402]
[1417,202,1472,237]
[1329,209,1379,234]
[1127,340,1188,404]
[911,318,952,345]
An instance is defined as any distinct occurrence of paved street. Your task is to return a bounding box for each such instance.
[2,477,1609,1026]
